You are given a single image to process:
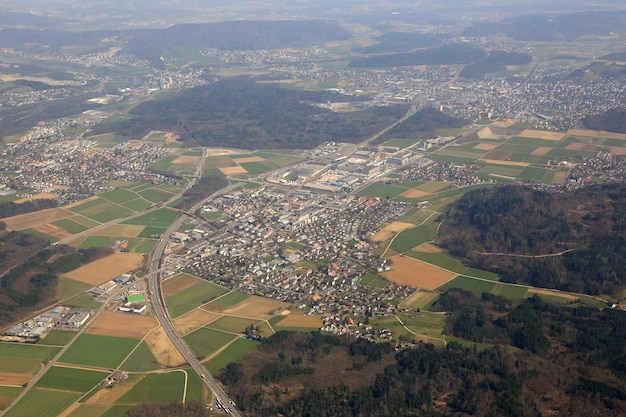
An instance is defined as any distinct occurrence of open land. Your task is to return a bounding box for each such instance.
[161,273,203,297]
[519,129,566,141]
[277,315,322,328]
[86,312,157,339]
[221,295,290,320]
[219,166,248,175]
[31,223,73,240]
[173,309,221,335]
[92,224,144,237]
[371,221,417,242]
[382,255,456,289]
[399,189,430,198]
[2,208,75,231]
[143,327,187,367]
[63,253,144,285]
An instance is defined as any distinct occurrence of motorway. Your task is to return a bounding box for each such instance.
[146,152,245,415]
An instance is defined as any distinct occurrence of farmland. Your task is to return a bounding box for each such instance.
[183,327,237,360]
[165,279,228,318]
[36,366,108,393]
[382,255,456,289]
[62,253,144,285]
[59,334,140,369]
[117,372,186,403]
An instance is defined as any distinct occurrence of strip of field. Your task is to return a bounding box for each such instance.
[205,338,260,375]
[371,221,417,242]
[62,253,144,285]
[382,255,456,289]
[86,312,157,339]
[32,223,73,240]
[276,315,322,328]
[401,290,442,310]
[568,128,626,140]
[221,295,291,320]
[59,333,140,369]
[2,208,75,230]
[527,288,578,300]
[161,273,202,297]
[481,159,529,167]
[91,224,145,237]
[399,189,430,199]
[184,327,237,360]
[173,309,221,335]
[519,129,566,141]
[122,208,177,228]
[165,280,228,318]
[219,166,248,175]
[143,327,187,368]
[232,156,265,163]
[84,374,143,406]
[531,146,552,156]
[14,192,58,203]
[208,316,261,334]
[2,388,81,417]
[437,275,496,294]
[474,142,498,150]
[118,372,186,404]
[119,341,161,372]
[36,365,108,393]
[0,386,21,411]
[0,343,61,375]
[0,372,31,386]
[171,155,201,165]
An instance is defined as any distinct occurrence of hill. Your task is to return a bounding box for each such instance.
[583,108,626,134]
[218,318,626,417]
[348,43,487,68]
[462,11,626,41]
[90,77,409,149]
[437,183,626,296]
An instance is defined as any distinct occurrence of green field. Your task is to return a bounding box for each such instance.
[51,218,91,234]
[68,198,133,223]
[208,291,250,308]
[182,369,206,403]
[121,198,153,212]
[39,330,77,346]
[117,372,186,403]
[99,189,138,204]
[65,293,103,309]
[239,160,279,174]
[204,155,237,169]
[122,208,178,228]
[184,328,237,360]
[382,138,421,149]
[165,281,228,318]
[360,272,388,289]
[59,334,139,369]
[387,222,438,255]
[207,316,261,334]
[357,182,407,199]
[119,341,161,372]
[493,283,529,298]
[149,155,178,172]
[428,153,478,164]
[437,276,496,294]
[407,251,499,280]
[204,338,260,374]
[3,388,81,417]
[57,277,93,301]
[138,188,175,203]
[138,226,167,238]
[0,343,61,374]
[23,228,57,243]
[0,386,22,408]
[36,366,108,393]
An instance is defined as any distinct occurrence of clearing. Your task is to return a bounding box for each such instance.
[63,253,144,285]
[382,255,456,289]
[86,312,157,339]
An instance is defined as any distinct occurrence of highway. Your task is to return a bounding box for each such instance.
[146,151,244,416]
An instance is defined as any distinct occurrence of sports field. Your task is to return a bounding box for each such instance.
[382,255,456,289]
[62,253,143,285]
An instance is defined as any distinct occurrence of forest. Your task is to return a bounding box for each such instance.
[0,199,58,219]
[348,43,487,68]
[216,305,626,417]
[437,183,626,295]
[0,230,111,327]
[377,107,468,142]
[90,77,409,149]
[583,108,626,134]
[174,175,229,211]
[459,51,532,79]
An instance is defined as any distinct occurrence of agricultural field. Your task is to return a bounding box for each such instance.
[142,326,187,368]
[2,388,81,417]
[120,342,161,372]
[382,255,456,289]
[270,314,322,331]
[58,333,140,369]
[163,274,228,318]
[0,386,21,411]
[183,327,237,360]
[117,372,187,404]
[86,312,157,339]
[62,253,144,286]
[122,207,178,228]
[207,316,262,334]
[39,330,77,347]
[204,150,303,176]
[36,365,108,393]
[360,272,388,289]
[207,294,289,319]
[67,198,133,223]
[437,275,496,294]
[0,343,61,387]
[204,338,260,375]
[173,309,221,336]
[56,277,94,301]
[1,208,75,231]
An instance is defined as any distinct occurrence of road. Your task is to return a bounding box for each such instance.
[146,152,245,416]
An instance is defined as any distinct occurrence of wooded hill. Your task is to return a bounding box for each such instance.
[583,108,626,134]
[437,183,626,296]
[90,77,409,149]
[0,231,111,327]
[217,311,626,417]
